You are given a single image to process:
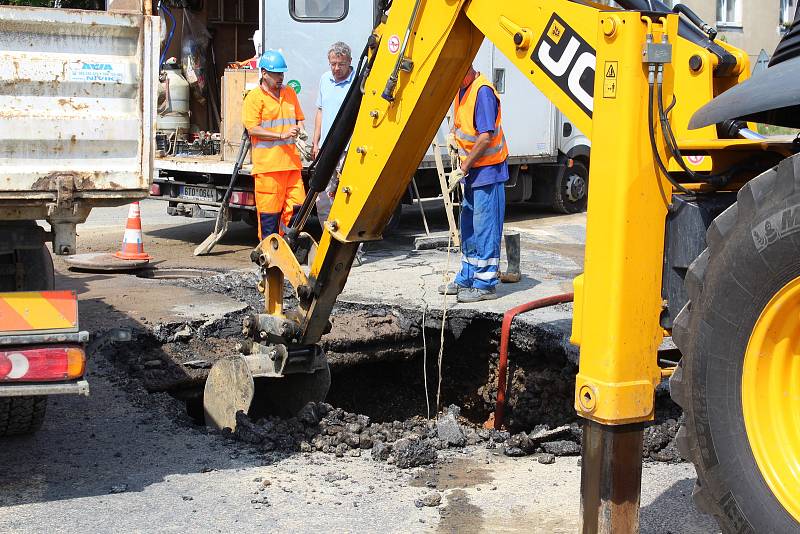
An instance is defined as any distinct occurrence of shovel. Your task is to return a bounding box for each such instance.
[194,129,251,256]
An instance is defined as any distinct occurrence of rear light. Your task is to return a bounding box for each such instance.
[230,191,255,206]
[150,183,162,196]
[0,346,85,382]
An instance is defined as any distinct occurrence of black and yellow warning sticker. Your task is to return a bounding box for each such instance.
[603,61,617,99]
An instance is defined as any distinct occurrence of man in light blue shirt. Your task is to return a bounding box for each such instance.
[312,41,355,159]
[313,41,355,226]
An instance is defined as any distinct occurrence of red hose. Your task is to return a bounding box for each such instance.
[494,293,574,430]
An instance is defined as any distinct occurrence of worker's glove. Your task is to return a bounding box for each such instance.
[295,130,313,163]
[447,168,465,193]
[446,133,459,155]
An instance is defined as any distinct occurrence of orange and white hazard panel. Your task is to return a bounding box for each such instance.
[0,290,79,335]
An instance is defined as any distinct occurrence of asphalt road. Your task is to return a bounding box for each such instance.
[0,201,720,533]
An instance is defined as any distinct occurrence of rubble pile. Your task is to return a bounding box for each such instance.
[227,402,684,466]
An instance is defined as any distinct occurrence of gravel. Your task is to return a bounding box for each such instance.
[415,492,442,508]
[392,438,438,468]
[436,406,465,447]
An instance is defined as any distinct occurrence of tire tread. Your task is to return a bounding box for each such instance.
[0,396,47,437]
[671,154,800,533]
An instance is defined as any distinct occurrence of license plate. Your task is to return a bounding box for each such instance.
[179,185,215,202]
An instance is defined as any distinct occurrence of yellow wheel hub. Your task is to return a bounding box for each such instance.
[743,276,800,522]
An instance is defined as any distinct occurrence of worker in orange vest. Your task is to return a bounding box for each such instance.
[242,49,306,240]
[439,65,509,303]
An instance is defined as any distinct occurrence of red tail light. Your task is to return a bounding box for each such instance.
[0,346,85,382]
[150,183,162,196]
[230,191,255,206]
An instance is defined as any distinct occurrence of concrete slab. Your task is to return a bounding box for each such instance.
[339,212,585,357]
[56,269,248,332]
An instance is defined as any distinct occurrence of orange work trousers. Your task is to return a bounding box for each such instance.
[254,170,305,240]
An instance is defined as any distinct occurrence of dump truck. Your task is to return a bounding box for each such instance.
[148,0,591,235]
[0,1,157,436]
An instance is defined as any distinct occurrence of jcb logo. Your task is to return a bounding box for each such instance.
[532,14,596,117]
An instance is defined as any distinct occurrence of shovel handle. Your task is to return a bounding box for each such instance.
[219,128,252,210]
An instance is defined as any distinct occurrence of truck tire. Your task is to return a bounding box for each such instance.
[0,396,48,437]
[0,243,54,292]
[20,245,55,290]
[383,203,403,237]
[551,160,588,214]
[670,154,800,532]
[0,241,54,438]
[241,209,259,228]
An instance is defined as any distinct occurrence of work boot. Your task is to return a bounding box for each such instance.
[500,232,521,283]
[438,282,463,295]
[457,287,498,303]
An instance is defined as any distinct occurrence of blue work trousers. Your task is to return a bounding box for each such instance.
[454,181,505,290]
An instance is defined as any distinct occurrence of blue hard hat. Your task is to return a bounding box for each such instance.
[258,49,288,73]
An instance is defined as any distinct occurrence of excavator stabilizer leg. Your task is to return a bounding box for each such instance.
[580,422,644,533]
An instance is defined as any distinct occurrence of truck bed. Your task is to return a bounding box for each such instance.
[0,6,158,217]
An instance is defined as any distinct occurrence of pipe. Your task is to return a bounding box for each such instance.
[381,0,423,102]
[494,292,574,430]
[159,4,177,69]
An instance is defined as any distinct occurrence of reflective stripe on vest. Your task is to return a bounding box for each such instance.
[457,129,506,157]
[254,137,296,149]
[261,118,295,129]
[453,74,509,168]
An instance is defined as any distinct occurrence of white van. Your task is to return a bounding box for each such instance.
[151,0,590,229]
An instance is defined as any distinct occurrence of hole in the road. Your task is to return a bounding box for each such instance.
[92,271,682,461]
[136,267,219,280]
[103,308,580,431]
[96,301,683,461]
[324,318,577,429]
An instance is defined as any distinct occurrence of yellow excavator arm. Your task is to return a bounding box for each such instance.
[256,0,754,415]
[228,1,798,531]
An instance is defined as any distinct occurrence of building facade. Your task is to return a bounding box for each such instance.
[601,1,795,64]
[681,0,794,63]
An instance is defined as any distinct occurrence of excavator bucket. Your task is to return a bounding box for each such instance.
[202,344,331,432]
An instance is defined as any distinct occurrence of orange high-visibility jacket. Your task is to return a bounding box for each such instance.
[242,86,305,174]
[453,73,508,168]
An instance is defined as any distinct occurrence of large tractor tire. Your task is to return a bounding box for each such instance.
[670,154,800,532]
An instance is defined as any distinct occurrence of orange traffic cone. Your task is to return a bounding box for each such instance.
[114,202,152,261]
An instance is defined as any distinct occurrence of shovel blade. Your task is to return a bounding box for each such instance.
[193,211,230,256]
[203,355,256,431]
[193,230,225,256]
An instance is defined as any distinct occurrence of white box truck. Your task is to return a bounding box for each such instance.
[150,0,590,229]
[0,2,158,436]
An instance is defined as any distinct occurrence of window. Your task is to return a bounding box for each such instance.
[290,0,348,22]
[781,0,796,28]
[717,0,741,26]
